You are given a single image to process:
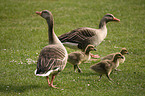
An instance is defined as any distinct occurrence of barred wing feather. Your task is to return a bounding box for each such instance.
[36,45,66,75]
[59,27,96,43]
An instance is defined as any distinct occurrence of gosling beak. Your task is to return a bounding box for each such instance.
[94,48,97,51]
[113,17,120,22]
[36,11,42,16]
[121,56,124,59]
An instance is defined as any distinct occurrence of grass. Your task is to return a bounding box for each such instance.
[0,0,144,96]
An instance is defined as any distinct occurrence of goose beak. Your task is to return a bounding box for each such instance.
[36,11,42,16]
[113,17,120,22]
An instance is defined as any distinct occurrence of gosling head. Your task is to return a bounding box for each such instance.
[120,48,129,55]
[85,45,97,52]
[114,53,124,59]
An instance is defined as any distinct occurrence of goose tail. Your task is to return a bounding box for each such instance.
[34,68,59,77]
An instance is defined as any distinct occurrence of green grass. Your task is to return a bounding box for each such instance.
[0,0,144,96]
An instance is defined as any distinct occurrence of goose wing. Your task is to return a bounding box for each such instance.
[36,45,66,74]
[58,27,96,44]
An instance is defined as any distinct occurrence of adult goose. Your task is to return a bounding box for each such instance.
[68,45,97,73]
[90,53,124,81]
[58,14,120,58]
[34,10,68,88]
[101,48,129,71]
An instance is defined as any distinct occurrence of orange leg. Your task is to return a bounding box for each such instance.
[49,75,57,88]
[46,76,50,85]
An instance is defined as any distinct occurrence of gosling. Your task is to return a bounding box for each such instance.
[90,53,124,81]
[68,45,97,73]
[101,48,129,71]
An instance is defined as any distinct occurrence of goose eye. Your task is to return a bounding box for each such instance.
[107,15,113,18]
[106,15,113,19]
[43,11,49,14]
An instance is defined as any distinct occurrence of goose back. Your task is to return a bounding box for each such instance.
[59,27,107,51]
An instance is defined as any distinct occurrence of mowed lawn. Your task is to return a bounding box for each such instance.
[0,0,144,96]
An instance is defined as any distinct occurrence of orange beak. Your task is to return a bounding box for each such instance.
[36,11,42,16]
[113,17,120,22]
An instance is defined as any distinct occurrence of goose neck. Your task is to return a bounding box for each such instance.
[46,17,61,45]
[99,19,107,29]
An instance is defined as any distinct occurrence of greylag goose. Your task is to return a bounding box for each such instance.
[101,48,129,71]
[58,14,120,58]
[90,53,124,81]
[34,10,68,88]
[68,45,96,73]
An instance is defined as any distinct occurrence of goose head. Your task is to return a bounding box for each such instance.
[120,48,129,55]
[36,10,52,19]
[99,14,120,28]
[103,14,120,23]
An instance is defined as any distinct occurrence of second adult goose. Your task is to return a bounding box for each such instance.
[34,10,68,88]
[68,45,96,73]
[101,48,129,71]
[58,14,120,57]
